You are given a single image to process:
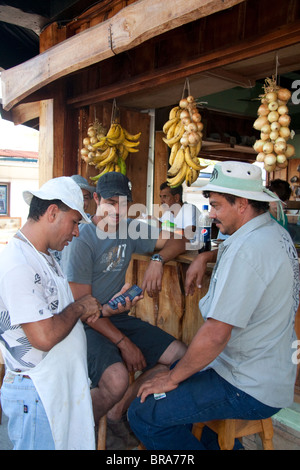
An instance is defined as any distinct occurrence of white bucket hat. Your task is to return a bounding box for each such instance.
[23,177,91,223]
[202,161,279,202]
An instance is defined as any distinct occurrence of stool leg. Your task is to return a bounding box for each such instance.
[218,419,236,450]
[192,422,205,441]
[259,418,274,450]
[97,415,107,450]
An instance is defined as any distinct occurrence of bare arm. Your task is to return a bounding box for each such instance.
[142,233,187,295]
[137,318,233,402]
[22,294,100,352]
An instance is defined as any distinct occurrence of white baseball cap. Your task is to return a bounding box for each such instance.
[23,177,91,223]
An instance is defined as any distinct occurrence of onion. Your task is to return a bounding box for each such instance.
[264,153,276,165]
[268,111,279,123]
[256,152,266,162]
[285,144,295,158]
[260,132,270,141]
[182,117,191,126]
[276,154,287,164]
[265,92,277,102]
[274,140,287,154]
[278,114,291,127]
[276,159,288,169]
[278,105,289,115]
[81,148,89,156]
[263,142,274,154]
[83,137,90,146]
[180,110,190,119]
[270,130,279,141]
[264,162,276,172]
[191,112,201,123]
[270,121,281,132]
[258,104,269,116]
[180,135,189,146]
[187,95,195,103]
[87,127,96,137]
[253,116,268,130]
[261,124,271,134]
[186,123,198,132]
[253,139,265,153]
[279,126,291,139]
[268,101,278,111]
[197,122,204,131]
[277,88,291,102]
[179,99,189,108]
[188,132,200,145]
[90,136,98,145]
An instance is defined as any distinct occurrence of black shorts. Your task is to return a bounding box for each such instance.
[85,314,175,388]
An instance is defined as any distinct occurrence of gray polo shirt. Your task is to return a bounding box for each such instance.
[199,212,299,408]
[61,218,159,304]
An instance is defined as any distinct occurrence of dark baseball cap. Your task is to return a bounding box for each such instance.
[96,172,132,201]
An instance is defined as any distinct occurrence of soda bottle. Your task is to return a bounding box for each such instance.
[198,205,212,253]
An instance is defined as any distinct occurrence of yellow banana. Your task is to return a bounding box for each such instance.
[191,168,199,184]
[169,106,180,120]
[167,162,188,188]
[93,137,107,149]
[107,126,125,145]
[117,144,129,161]
[98,146,117,166]
[167,147,185,177]
[184,146,201,171]
[185,167,193,187]
[190,141,201,158]
[125,147,139,153]
[90,164,111,181]
[166,121,178,140]
[123,138,140,148]
[163,117,179,135]
[162,123,184,147]
[169,142,181,166]
[123,129,141,141]
[106,123,120,140]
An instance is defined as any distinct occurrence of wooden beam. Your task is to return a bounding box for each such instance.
[1,0,246,111]
[66,21,300,109]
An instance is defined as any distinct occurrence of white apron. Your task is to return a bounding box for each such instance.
[19,240,95,450]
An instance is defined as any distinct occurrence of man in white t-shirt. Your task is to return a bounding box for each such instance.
[159,182,199,244]
[0,177,139,450]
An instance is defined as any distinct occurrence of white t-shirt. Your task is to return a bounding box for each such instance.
[0,237,62,371]
[160,203,199,239]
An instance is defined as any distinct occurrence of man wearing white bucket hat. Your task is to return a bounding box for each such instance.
[128,161,299,450]
[0,177,134,450]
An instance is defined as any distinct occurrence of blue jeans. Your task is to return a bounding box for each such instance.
[1,373,55,450]
[128,368,280,450]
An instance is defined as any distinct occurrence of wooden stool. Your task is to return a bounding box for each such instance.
[192,418,274,450]
[97,371,135,450]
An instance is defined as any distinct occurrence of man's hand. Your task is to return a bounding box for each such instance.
[142,261,164,297]
[102,283,144,316]
[185,251,217,296]
[118,337,147,373]
[137,369,178,403]
[75,294,101,324]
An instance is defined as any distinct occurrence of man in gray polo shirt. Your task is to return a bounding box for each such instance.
[129,161,299,450]
[61,172,187,449]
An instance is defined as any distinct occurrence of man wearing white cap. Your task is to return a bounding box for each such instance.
[128,161,299,450]
[0,177,135,450]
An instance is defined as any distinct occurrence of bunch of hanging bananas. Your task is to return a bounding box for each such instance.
[163,96,207,187]
[81,121,141,182]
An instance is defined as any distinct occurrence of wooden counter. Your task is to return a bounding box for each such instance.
[125,251,213,345]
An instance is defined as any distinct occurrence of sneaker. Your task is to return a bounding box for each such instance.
[106,415,139,450]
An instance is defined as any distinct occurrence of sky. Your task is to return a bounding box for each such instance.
[0,76,39,152]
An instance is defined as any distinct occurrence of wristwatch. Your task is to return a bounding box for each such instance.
[150,253,164,264]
